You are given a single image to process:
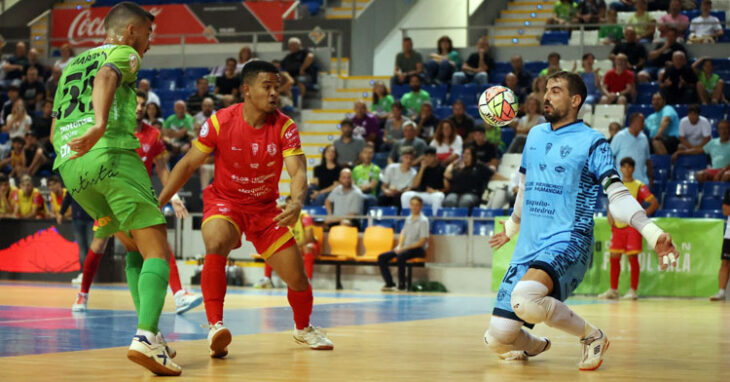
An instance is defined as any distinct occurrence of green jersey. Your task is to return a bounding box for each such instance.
[352,163,381,196]
[52,44,142,169]
[163,113,195,133]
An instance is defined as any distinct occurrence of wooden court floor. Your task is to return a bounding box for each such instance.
[0,282,728,381]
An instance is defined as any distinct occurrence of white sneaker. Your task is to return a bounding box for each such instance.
[623,289,638,300]
[71,293,88,312]
[157,332,176,359]
[497,337,551,361]
[127,335,182,376]
[207,321,232,358]
[710,291,726,301]
[71,273,83,285]
[174,291,203,315]
[253,277,274,289]
[293,325,334,350]
[597,289,619,300]
[579,329,609,371]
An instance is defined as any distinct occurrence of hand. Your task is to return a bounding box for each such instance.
[310,190,319,200]
[56,215,63,225]
[426,186,436,193]
[273,200,302,227]
[171,199,189,219]
[655,233,679,271]
[68,125,105,159]
[488,220,511,250]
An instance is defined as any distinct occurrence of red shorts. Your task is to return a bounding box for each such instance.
[202,187,295,259]
[704,168,725,179]
[610,225,643,255]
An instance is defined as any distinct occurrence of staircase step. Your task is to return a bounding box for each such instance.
[496,17,548,24]
[508,2,554,11]
[493,26,544,37]
[299,131,340,144]
[500,10,553,19]
[322,97,369,109]
[301,109,350,121]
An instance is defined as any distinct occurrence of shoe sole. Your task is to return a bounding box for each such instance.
[127,349,182,376]
[293,336,334,350]
[175,296,203,315]
[71,306,86,312]
[210,329,232,358]
[579,340,610,371]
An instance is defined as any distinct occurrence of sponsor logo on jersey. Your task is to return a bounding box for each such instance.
[200,121,209,137]
[250,163,259,169]
[129,54,138,72]
[251,143,259,155]
[267,161,275,167]
[231,146,243,151]
[267,143,277,156]
[539,164,547,171]
[560,145,572,159]
[285,128,297,139]
[554,166,566,173]
[545,142,552,154]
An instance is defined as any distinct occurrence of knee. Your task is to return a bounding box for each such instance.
[510,280,550,324]
[205,239,232,256]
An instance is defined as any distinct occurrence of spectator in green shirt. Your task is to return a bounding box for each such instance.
[425,35,462,85]
[400,76,431,119]
[600,8,624,45]
[539,52,563,77]
[352,145,381,199]
[627,0,655,42]
[693,56,727,105]
[482,121,504,152]
[163,100,195,153]
[371,81,395,120]
[548,0,577,27]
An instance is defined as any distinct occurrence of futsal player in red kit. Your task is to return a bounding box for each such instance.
[159,61,333,358]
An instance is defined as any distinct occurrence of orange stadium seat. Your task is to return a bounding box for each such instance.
[326,225,358,260]
[361,226,395,261]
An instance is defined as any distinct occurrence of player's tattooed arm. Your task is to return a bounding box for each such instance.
[68,66,119,159]
[275,154,307,227]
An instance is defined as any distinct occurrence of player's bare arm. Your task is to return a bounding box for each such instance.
[155,152,189,219]
[68,66,119,159]
[490,172,524,251]
[274,154,307,227]
[158,145,209,207]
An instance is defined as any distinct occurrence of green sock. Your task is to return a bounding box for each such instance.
[137,257,170,333]
[125,251,144,313]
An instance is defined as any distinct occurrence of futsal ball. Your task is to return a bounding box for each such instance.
[478,86,518,127]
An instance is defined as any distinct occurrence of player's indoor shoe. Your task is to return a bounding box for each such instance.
[71,292,88,312]
[597,289,619,300]
[71,273,83,285]
[293,325,334,350]
[208,321,232,358]
[174,291,203,315]
[498,337,551,361]
[623,289,638,300]
[127,334,182,376]
[253,277,274,289]
[709,291,726,301]
[578,329,609,371]
[157,331,176,359]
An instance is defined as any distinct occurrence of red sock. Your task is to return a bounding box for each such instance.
[629,256,640,290]
[287,286,313,330]
[80,250,104,294]
[168,251,183,295]
[302,249,315,280]
[201,254,228,324]
[264,263,273,278]
[610,256,621,290]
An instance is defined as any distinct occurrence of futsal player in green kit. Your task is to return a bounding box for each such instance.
[50,2,181,376]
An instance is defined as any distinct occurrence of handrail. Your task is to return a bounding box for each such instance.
[282,0,300,20]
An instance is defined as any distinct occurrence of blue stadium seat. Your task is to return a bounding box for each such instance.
[650,179,666,203]
[434,106,451,120]
[663,196,695,210]
[438,207,469,232]
[700,105,726,120]
[651,154,671,170]
[694,209,723,219]
[524,61,548,74]
[494,62,512,73]
[654,167,670,182]
[672,167,698,181]
[471,208,503,236]
[674,154,708,171]
[183,67,210,85]
[158,68,184,90]
[302,206,326,217]
[449,84,480,105]
[673,104,688,119]
[501,127,515,148]
[637,82,659,97]
[466,106,480,120]
[373,152,389,169]
[423,84,447,106]
[654,209,691,218]
[713,58,730,71]
[433,221,465,235]
[626,105,654,124]
[666,181,699,198]
[363,206,399,229]
[137,69,157,88]
[540,31,569,45]
[700,197,723,210]
[391,84,410,100]
[472,208,504,217]
[703,182,728,199]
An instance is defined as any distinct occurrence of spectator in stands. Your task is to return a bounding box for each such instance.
[611,113,653,184]
[215,57,241,98]
[660,51,698,104]
[389,121,427,164]
[281,37,315,97]
[2,99,32,139]
[643,26,686,81]
[334,119,366,167]
[193,97,216,128]
[400,75,431,119]
[483,121,505,152]
[443,146,504,209]
[47,176,70,220]
[508,96,546,153]
[144,102,164,125]
[447,100,475,141]
[187,77,216,115]
[53,43,74,71]
[371,81,394,120]
[610,0,636,12]
[31,99,53,141]
[689,0,724,44]
[162,100,195,153]
[548,0,578,27]
[430,119,463,165]
[236,45,255,73]
[23,49,47,80]
[23,131,50,176]
[577,53,602,105]
[391,37,424,89]
[379,147,417,207]
[452,36,493,86]
[697,120,730,182]
[539,52,562,77]
[601,53,635,105]
[309,144,341,206]
[325,169,365,228]
[504,73,528,112]
[674,104,712,162]
[646,92,680,154]
[351,100,381,146]
[138,79,160,107]
[401,146,446,213]
[1,42,27,87]
[710,187,730,301]
[510,55,534,96]
[383,101,411,148]
[529,76,548,102]
[574,0,607,26]
[0,174,14,218]
[415,101,439,143]
[611,27,648,75]
[693,57,727,104]
[628,0,656,42]
[608,121,622,142]
[378,195,429,292]
[426,35,462,85]
[0,137,26,178]
[659,0,690,40]
[600,8,624,45]
[19,67,45,112]
[11,174,45,219]
[469,128,499,169]
[272,59,296,109]
[352,144,381,199]
[45,66,61,100]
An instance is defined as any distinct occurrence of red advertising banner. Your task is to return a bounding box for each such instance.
[51,5,218,47]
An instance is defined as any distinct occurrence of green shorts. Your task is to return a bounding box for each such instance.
[59,148,165,238]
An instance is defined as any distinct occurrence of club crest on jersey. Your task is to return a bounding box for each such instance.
[267,143,277,156]
[129,54,138,72]
[545,143,552,154]
[560,145,572,159]
[200,122,209,137]
[142,144,150,153]
[251,143,259,155]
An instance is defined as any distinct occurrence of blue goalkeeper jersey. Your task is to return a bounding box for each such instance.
[511,120,618,265]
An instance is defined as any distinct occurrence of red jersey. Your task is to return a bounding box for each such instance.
[603,69,635,93]
[134,122,167,176]
[193,104,303,204]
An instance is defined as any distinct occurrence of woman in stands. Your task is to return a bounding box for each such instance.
[443,146,505,210]
[529,76,548,101]
[425,35,462,85]
[371,81,395,121]
[430,119,462,166]
[53,43,75,71]
[144,102,164,126]
[1,99,32,139]
[508,96,546,154]
[308,144,342,206]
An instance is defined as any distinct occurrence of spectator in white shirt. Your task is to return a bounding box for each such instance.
[194,97,216,131]
[138,79,160,106]
[378,147,417,207]
[673,104,712,162]
[429,119,462,166]
[689,0,724,44]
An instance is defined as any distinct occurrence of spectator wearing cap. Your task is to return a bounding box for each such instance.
[447,100,476,141]
[334,119,366,167]
[646,92,680,155]
[611,113,653,185]
[391,37,425,89]
[383,101,411,149]
[659,51,698,104]
[400,76,431,119]
[451,36,492,86]
[187,78,217,115]
[689,0,724,44]
[400,146,446,214]
[674,104,712,163]
[138,79,160,106]
[379,147,417,207]
[414,101,438,143]
[697,120,730,182]
[214,57,242,97]
[325,168,365,228]
[430,120,463,166]
[389,122,427,165]
[350,100,381,146]
[693,57,727,105]
[282,37,315,97]
[443,146,506,209]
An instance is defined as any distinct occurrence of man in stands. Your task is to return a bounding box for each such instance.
[379,147,417,207]
[19,67,45,112]
[400,147,446,214]
[389,122,427,165]
[510,55,533,96]
[658,0,689,40]
[350,100,380,147]
[378,196,429,292]
[660,51,698,104]
[646,92,680,155]
[138,78,160,106]
[1,42,27,88]
[352,144,380,206]
[689,0,724,44]
[697,120,730,183]
[281,37,315,97]
[194,97,216,130]
[11,174,45,219]
[469,128,499,170]
[539,52,562,77]
[448,99,476,141]
[187,77,217,115]
[415,101,439,142]
[674,104,712,163]
[391,37,424,89]
[400,75,431,119]
[163,100,195,154]
[325,168,365,228]
[610,27,648,76]
[333,119,365,167]
[601,54,635,105]
[611,113,653,185]
[452,36,493,86]
[641,26,686,82]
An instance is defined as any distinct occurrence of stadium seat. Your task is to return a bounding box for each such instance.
[391,84,410,100]
[327,225,359,259]
[466,106,480,120]
[654,167,670,182]
[666,181,699,198]
[302,206,327,217]
[137,69,157,87]
[674,155,708,171]
[373,152,389,169]
[626,105,654,124]
[651,154,671,170]
[693,209,723,219]
[702,182,728,199]
[700,197,723,210]
[663,196,695,211]
[434,106,451,120]
[594,104,626,126]
[449,84,480,105]
[471,208,502,236]
[362,226,395,260]
[650,179,666,203]
[501,128,515,149]
[433,221,465,235]
[438,207,469,232]
[654,209,691,218]
[158,68,184,90]
[422,84,447,106]
[183,67,210,83]
[541,30,569,45]
[673,105,688,119]
[364,206,399,229]
[700,105,726,120]
[524,61,548,74]
[713,58,730,71]
[672,167,698,181]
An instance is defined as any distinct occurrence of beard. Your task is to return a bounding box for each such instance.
[543,104,565,123]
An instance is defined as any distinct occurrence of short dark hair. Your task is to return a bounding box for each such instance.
[136,90,148,101]
[548,52,561,60]
[403,37,413,43]
[48,175,62,185]
[424,146,437,156]
[241,60,279,85]
[582,53,594,61]
[197,77,208,85]
[629,112,644,124]
[392,101,404,111]
[620,157,636,167]
[452,99,465,108]
[0,173,8,184]
[226,57,236,66]
[687,104,701,115]
[410,196,423,204]
[340,119,354,128]
[11,137,25,145]
[104,2,155,33]
[546,71,588,110]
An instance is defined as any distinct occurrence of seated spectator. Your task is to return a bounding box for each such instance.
[509,55,533,96]
[610,27,648,74]
[187,78,216,115]
[628,0,656,42]
[469,128,499,169]
[378,196,429,292]
[447,100,475,141]
[608,121,622,143]
[11,174,46,219]
[577,53,602,105]
[674,104,712,162]
[504,73,528,113]
[659,51,698,104]
[539,52,562,77]
[401,146,446,213]
[53,43,74,71]
[645,92,680,154]
[308,144,342,206]
[352,144,381,201]
[529,75,548,102]
[443,147,505,209]
[138,79,160,107]
[351,100,381,146]
[610,0,635,12]
[452,36,493,86]
[23,48,47,80]
[389,122,427,164]
[1,42,27,88]
[548,0,577,27]
[325,169,365,228]
[642,26,686,81]
[334,119,366,167]
[379,147,417,207]
[193,97,216,129]
[383,101,411,149]
[414,101,438,142]
[19,67,44,112]
[391,37,424,89]
[371,81,394,120]
[162,100,195,153]
[0,174,15,218]
[31,99,53,141]
[693,57,727,104]
[272,59,296,109]
[221,95,236,109]
[426,35,461,85]
[689,0,723,44]
[23,130,51,176]
[215,57,241,97]
[508,96,546,154]
[45,67,62,100]
[236,45,255,73]
[574,0,607,26]
[47,176,70,220]
[611,113,652,184]
[2,99,32,139]
[144,102,164,125]
[430,120,463,165]
[600,8,624,45]
[483,121,505,152]
[601,53,635,105]
[697,120,730,182]
[0,137,27,178]
[659,0,690,40]
[400,76,431,119]
[281,37,315,97]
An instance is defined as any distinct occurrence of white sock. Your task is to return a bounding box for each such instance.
[485,316,546,355]
[136,329,157,343]
[542,296,590,338]
[514,328,548,355]
[719,289,726,296]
